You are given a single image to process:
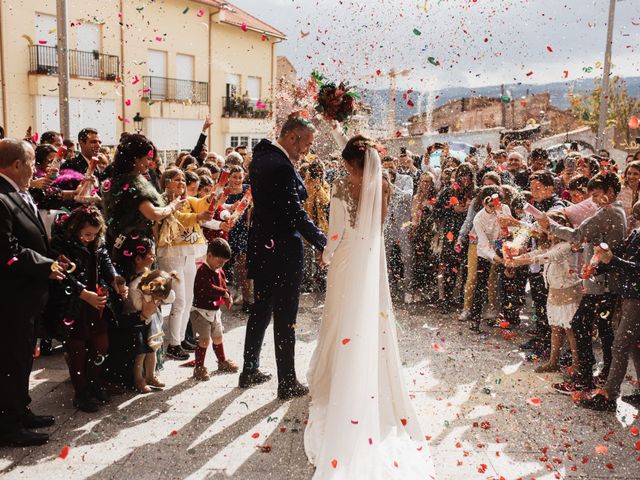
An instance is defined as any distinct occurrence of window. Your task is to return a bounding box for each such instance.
[75,22,101,77]
[247,76,261,102]
[148,50,167,99]
[240,136,249,147]
[176,54,194,101]
[226,73,240,98]
[251,138,260,150]
[230,136,239,148]
[35,13,57,46]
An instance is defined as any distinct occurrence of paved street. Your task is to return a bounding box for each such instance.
[1,293,639,480]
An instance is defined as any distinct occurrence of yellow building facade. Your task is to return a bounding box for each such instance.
[0,0,284,154]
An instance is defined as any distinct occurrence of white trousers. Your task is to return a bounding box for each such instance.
[159,255,198,346]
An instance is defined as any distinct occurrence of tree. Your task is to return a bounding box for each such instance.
[569,76,640,148]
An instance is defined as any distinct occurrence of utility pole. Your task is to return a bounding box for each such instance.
[596,0,616,150]
[500,84,507,127]
[56,0,71,139]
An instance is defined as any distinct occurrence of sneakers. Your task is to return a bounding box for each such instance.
[181,339,197,352]
[166,345,190,361]
[578,392,616,412]
[192,366,210,381]
[552,381,593,396]
[238,370,272,388]
[218,358,239,373]
[277,381,309,400]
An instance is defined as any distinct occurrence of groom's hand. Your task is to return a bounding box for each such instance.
[316,250,327,269]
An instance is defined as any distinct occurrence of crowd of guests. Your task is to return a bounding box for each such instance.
[0,116,639,448]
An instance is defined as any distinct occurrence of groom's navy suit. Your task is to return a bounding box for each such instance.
[244,139,326,386]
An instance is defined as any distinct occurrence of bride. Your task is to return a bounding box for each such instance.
[304,126,435,479]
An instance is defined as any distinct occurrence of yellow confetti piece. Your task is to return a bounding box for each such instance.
[22,34,34,45]
[380,311,388,320]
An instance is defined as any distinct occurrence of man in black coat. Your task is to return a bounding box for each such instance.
[61,127,102,175]
[240,116,326,400]
[0,138,65,447]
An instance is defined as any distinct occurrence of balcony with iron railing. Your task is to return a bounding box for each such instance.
[222,95,271,119]
[141,76,209,104]
[28,44,119,81]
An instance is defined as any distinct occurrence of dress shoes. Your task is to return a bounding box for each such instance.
[277,381,309,400]
[22,410,55,429]
[0,427,49,447]
[238,370,272,388]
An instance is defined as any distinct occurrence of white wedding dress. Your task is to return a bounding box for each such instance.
[304,136,435,479]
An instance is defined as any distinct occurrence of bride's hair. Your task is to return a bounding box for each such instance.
[342,135,372,170]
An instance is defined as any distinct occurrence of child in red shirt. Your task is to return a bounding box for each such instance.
[191,238,238,380]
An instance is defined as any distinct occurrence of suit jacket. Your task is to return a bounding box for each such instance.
[190,133,207,165]
[247,139,326,278]
[0,176,53,319]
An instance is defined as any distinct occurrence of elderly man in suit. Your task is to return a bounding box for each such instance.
[240,116,326,400]
[0,138,65,447]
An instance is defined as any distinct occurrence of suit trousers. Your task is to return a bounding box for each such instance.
[604,298,640,398]
[243,255,303,386]
[528,271,550,339]
[571,293,618,385]
[0,315,36,432]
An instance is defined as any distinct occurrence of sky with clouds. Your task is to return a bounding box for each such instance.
[233,0,640,91]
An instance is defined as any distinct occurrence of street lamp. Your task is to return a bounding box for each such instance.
[133,112,144,134]
[596,0,617,150]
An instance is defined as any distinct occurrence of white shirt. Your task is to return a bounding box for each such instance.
[473,204,512,262]
[272,140,290,160]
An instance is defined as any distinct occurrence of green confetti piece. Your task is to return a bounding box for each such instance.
[413,28,422,36]
[481,387,492,394]
[427,57,440,66]
[495,378,502,384]
[267,416,278,423]
[444,420,450,428]
[182,6,189,14]
[500,95,511,103]
[239,401,249,409]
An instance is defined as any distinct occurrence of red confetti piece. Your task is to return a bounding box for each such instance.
[125,99,131,106]
[58,445,70,459]
[417,446,423,451]
[400,418,407,426]
[449,196,459,206]
[480,421,491,430]
[169,430,178,436]
[446,231,454,242]
[498,321,510,329]
[563,70,569,78]
[279,427,287,433]
[350,420,358,424]
[546,45,554,52]
[331,459,338,469]
[432,343,444,352]
[634,441,640,451]
[241,22,248,32]
[132,75,140,85]
[368,437,372,445]
[331,234,339,241]
[251,432,260,439]
[527,397,542,406]
[38,40,47,45]
[393,461,398,468]
[630,426,639,437]
[197,9,205,17]
[265,239,275,250]
[477,463,487,473]
[256,445,272,453]
[606,463,614,470]
[261,34,267,41]
[526,71,534,76]
[407,100,414,108]
[341,338,351,345]
[7,257,18,266]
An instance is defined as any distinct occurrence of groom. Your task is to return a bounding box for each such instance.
[240,115,327,400]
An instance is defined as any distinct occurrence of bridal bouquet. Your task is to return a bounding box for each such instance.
[311,70,360,123]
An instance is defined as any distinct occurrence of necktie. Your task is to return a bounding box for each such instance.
[18,190,38,215]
